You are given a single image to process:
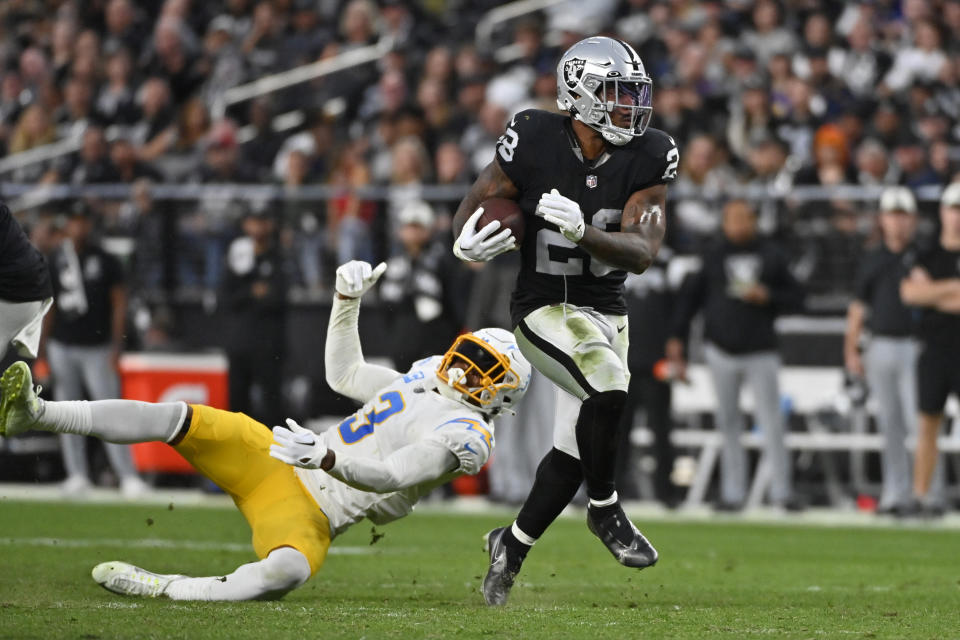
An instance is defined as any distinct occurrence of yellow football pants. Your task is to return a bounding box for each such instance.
[174,404,331,575]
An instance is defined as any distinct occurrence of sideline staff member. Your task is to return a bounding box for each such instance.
[900,182,960,516]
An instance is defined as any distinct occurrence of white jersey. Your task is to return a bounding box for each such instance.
[295,356,494,537]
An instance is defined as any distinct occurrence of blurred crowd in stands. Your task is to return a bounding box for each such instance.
[0,0,958,303]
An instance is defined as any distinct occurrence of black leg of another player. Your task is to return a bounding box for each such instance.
[509,448,583,553]
[574,390,628,500]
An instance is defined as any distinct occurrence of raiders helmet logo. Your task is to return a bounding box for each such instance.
[563,58,586,88]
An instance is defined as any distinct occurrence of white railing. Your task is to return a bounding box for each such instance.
[475,0,567,52]
[211,38,394,120]
[0,182,951,205]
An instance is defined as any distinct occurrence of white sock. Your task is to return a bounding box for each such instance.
[165,548,311,601]
[589,491,618,509]
[40,400,93,436]
[511,522,537,546]
[39,400,185,444]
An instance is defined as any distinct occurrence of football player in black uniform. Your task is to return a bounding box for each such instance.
[0,202,54,361]
[452,36,679,605]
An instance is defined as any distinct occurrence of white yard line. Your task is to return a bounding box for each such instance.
[0,537,376,555]
[2,483,958,529]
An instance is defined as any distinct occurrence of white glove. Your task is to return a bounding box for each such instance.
[335,260,387,298]
[536,188,585,242]
[269,419,328,470]
[453,207,516,262]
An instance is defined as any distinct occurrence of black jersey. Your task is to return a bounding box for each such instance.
[0,203,54,302]
[495,109,678,327]
[853,245,916,338]
[915,243,960,349]
[49,243,124,346]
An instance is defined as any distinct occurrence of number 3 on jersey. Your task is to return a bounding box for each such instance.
[338,391,405,444]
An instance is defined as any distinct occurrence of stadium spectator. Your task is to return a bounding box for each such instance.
[8,104,57,182]
[95,47,140,126]
[140,16,203,103]
[854,138,897,187]
[116,179,170,292]
[667,199,805,511]
[52,125,119,186]
[49,20,78,87]
[671,134,733,250]
[53,77,97,142]
[326,139,376,266]
[830,17,892,99]
[280,147,327,292]
[188,119,259,289]
[281,1,331,68]
[42,201,149,499]
[881,20,947,93]
[742,0,798,66]
[103,0,146,56]
[109,137,163,184]
[153,96,211,181]
[386,135,432,246]
[726,73,777,161]
[241,1,284,77]
[131,77,176,163]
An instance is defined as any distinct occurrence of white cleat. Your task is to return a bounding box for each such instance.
[0,361,44,437]
[92,561,187,598]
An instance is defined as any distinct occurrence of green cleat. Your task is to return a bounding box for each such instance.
[0,361,43,437]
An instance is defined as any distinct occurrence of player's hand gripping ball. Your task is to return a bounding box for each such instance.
[453,200,522,262]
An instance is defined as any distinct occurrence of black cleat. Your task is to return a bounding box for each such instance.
[587,504,658,569]
[481,527,524,606]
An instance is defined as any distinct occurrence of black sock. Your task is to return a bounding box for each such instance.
[574,390,628,500]
[514,448,583,540]
[588,501,636,545]
[500,527,530,561]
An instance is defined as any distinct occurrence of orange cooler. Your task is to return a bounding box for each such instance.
[120,352,229,474]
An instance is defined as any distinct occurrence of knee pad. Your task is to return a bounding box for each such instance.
[261,547,311,592]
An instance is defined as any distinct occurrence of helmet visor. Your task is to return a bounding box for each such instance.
[601,78,653,137]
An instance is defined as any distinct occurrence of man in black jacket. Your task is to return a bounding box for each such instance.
[220,204,288,426]
[666,199,805,511]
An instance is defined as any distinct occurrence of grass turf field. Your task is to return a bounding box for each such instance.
[1,500,958,640]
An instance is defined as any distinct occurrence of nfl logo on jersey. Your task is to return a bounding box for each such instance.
[586,175,598,189]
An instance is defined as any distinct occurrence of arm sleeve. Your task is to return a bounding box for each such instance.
[324,296,401,404]
[327,440,459,493]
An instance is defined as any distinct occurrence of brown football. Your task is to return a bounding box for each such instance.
[476,198,525,245]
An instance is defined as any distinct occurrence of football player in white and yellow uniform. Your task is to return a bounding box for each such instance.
[0,261,531,601]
